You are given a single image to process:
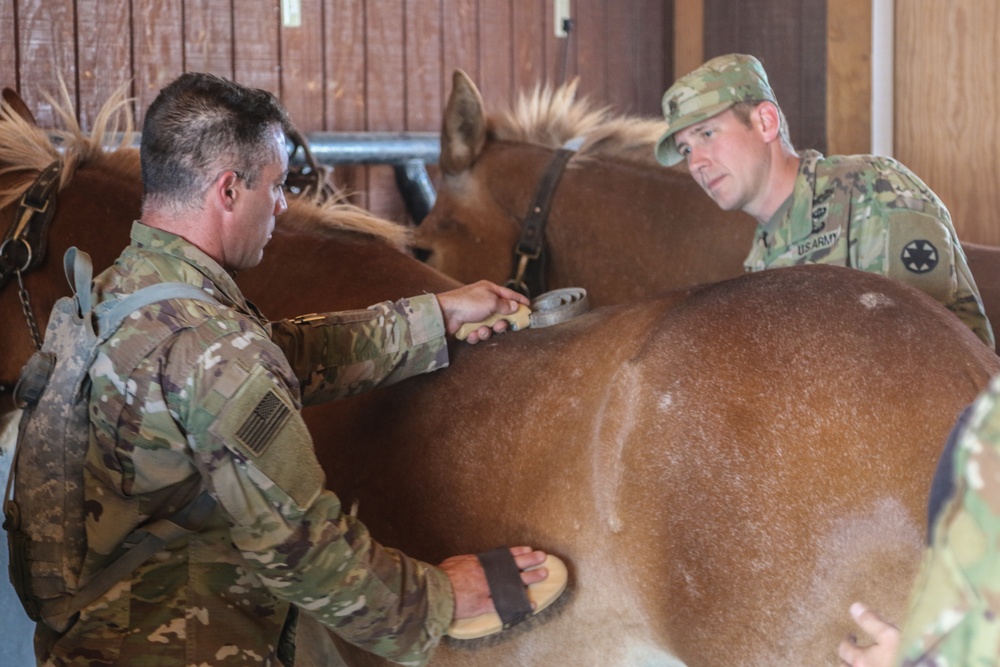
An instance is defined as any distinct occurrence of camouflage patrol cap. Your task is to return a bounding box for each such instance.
[655,54,776,166]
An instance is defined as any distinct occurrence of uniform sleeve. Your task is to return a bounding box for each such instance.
[896,381,1000,666]
[267,293,450,406]
[853,202,994,349]
[170,325,455,665]
[950,245,996,350]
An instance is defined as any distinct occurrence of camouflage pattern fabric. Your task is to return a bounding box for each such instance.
[743,150,994,348]
[895,374,1000,666]
[655,53,775,166]
[36,221,455,666]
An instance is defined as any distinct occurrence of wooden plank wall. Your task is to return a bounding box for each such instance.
[0,0,671,223]
[826,0,871,156]
[674,0,870,156]
[895,0,999,246]
[701,0,827,154]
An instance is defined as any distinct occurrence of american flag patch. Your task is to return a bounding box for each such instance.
[235,390,290,456]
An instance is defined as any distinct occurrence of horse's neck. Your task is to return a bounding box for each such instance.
[238,228,460,319]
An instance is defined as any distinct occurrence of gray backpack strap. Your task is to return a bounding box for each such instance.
[63,246,94,316]
[63,245,220,335]
[57,491,217,627]
[95,281,221,338]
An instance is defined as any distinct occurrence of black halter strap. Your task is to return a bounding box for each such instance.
[505,148,574,298]
[1,161,62,290]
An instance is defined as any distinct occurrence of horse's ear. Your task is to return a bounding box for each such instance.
[2,88,37,125]
[440,69,486,175]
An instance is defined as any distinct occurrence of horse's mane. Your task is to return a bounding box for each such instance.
[0,83,410,248]
[487,79,669,166]
[283,196,411,248]
[0,81,137,210]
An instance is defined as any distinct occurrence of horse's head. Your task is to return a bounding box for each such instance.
[416,69,621,291]
[412,70,523,287]
[416,70,753,305]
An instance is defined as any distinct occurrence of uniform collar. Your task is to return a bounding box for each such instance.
[759,149,825,244]
[128,221,254,314]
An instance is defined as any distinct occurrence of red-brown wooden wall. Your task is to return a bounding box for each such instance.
[1,0,671,222]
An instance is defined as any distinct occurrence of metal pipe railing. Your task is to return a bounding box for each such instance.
[289,132,440,222]
[292,132,439,167]
[95,132,443,222]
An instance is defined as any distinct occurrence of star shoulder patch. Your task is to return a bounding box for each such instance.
[900,239,938,274]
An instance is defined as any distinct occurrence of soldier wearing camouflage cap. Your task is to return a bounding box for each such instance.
[35,72,557,666]
[837,372,1000,667]
[657,54,994,349]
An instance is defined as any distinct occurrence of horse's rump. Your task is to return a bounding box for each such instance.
[303,264,998,666]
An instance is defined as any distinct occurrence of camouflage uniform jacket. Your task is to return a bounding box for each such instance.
[896,374,1000,666]
[744,150,994,348]
[37,222,455,666]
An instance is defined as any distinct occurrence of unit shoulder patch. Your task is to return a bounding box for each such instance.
[886,209,954,303]
[901,239,939,274]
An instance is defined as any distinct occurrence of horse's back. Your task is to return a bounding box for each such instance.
[300,264,998,666]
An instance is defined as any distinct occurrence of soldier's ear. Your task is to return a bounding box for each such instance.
[217,171,240,210]
[754,102,782,143]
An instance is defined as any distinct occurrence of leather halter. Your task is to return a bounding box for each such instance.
[1,161,62,375]
[1,161,62,291]
[505,147,575,298]
[284,127,335,203]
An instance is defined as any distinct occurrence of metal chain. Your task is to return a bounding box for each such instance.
[15,267,43,351]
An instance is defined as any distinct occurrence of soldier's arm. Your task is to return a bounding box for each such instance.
[895,380,1000,666]
[174,329,455,665]
[852,203,992,347]
[267,294,449,406]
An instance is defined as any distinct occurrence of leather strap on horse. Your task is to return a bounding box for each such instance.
[0,161,62,291]
[506,148,574,298]
[284,127,335,203]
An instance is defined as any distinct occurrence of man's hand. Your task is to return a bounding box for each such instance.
[439,546,548,619]
[436,281,530,344]
[838,602,901,667]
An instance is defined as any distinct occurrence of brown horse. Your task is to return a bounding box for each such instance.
[413,70,753,306]
[415,70,1000,352]
[3,88,1000,667]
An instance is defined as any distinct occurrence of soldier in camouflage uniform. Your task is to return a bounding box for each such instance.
[36,72,552,666]
[837,372,1000,666]
[655,53,994,348]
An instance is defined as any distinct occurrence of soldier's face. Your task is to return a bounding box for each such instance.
[228,128,289,270]
[674,108,771,218]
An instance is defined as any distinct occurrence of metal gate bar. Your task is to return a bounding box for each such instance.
[288,132,440,222]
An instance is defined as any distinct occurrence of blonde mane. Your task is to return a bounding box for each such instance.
[487,79,669,166]
[0,81,137,210]
[0,84,410,248]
